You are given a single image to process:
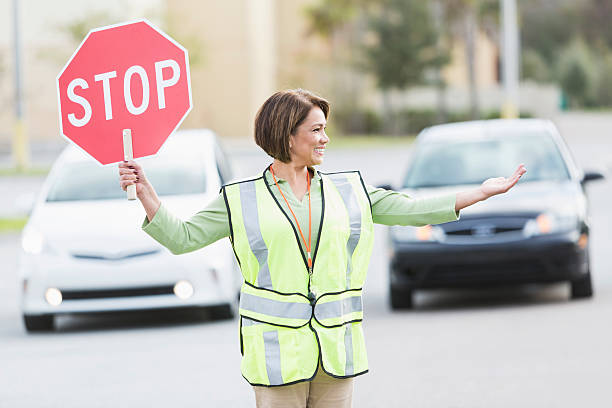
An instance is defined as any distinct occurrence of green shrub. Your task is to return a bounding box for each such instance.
[522,49,552,82]
[332,108,383,135]
[395,109,439,134]
[482,110,533,120]
[594,51,612,107]
[557,38,597,108]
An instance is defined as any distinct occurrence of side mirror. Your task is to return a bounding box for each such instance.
[377,183,393,190]
[581,170,605,184]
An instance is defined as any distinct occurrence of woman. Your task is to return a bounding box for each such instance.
[118,89,526,407]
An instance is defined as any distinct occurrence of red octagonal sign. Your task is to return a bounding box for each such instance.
[57,19,192,165]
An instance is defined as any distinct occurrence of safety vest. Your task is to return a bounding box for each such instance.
[222,168,374,386]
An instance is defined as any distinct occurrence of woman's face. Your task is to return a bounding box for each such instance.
[289,107,329,166]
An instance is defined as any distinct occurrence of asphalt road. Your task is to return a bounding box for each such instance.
[1,113,612,407]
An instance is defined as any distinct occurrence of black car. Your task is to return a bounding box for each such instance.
[388,119,604,309]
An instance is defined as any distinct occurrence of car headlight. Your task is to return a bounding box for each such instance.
[390,225,444,242]
[21,227,58,255]
[523,212,578,237]
[21,228,45,254]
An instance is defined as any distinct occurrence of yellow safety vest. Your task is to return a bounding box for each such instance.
[222,168,374,386]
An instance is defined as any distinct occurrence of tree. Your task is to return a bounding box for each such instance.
[594,51,612,107]
[579,0,612,50]
[362,0,445,90]
[55,11,204,68]
[305,0,371,37]
[521,49,551,83]
[557,38,596,108]
[519,0,579,66]
[305,0,374,133]
[307,0,448,134]
[518,0,612,108]
[363,0,447,132]
[442,0,499,120]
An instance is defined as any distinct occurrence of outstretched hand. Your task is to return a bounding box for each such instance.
[479,164,527,199]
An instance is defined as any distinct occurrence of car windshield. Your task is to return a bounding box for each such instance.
[403,131,571,188]
[46,148,208,201]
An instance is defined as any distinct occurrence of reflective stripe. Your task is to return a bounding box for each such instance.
[327,174,362,289]
[263,330,284,385]
[239,292,312,321]
[314,296,362,320]
[344,325,354,375]
[242,317,264,327]
[239,181,273,289]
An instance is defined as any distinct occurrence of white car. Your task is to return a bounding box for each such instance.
[19,129,241,332]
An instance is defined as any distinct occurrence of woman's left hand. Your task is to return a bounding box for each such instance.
[479,163,527,199]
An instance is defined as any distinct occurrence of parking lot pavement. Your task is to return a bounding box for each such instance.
[0,233,21,337]
[2,113,612,407]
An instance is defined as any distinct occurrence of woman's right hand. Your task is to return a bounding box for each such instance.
[118,160,150,198]
[118,160,161,221]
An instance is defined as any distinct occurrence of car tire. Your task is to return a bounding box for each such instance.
[570,272,593,299]
[390,287,414,310]
[23,314,55,332]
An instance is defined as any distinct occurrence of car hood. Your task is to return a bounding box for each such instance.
[404,180,585,217]
[28,195,211,257]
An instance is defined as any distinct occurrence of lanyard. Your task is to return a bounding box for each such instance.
[269,164,313,273]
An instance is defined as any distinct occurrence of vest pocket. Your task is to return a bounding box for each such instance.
[313,320,368,377]
[241,317,319,386]
[241,317,280,385]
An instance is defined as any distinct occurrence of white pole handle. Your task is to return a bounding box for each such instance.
[122,129,137,201]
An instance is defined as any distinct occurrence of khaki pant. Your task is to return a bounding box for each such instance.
[252,365,354,408]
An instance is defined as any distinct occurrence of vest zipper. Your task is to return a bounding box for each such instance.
[308,172,325,302]
[263,167,325,279]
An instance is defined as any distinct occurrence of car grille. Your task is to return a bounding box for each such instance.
[446,226,520,236]
[71,249,161,261]
[440,215,533,243]
[61,285,174,300]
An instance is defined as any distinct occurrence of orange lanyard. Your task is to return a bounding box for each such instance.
[269,165,313,271]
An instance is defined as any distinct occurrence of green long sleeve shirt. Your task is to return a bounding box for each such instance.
[142,169,460,255]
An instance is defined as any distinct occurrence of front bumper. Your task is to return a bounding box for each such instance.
[389,231,589,289]
[20,251,232,315]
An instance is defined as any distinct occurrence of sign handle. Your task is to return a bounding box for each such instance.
[122,129,137,201]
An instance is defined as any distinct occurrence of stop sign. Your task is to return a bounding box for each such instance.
[56,19,192,165]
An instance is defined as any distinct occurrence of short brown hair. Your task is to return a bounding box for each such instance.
[254,89,330,163]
